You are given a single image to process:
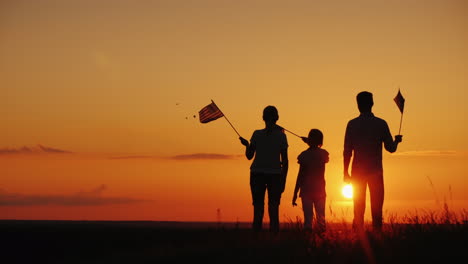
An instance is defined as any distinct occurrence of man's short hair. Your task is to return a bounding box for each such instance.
[357,91,374,110]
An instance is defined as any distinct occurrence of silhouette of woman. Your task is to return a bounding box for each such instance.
[239,106,289,232]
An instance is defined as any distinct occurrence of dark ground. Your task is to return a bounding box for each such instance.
[1,220,467,264]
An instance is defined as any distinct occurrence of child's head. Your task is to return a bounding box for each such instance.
[307,129,323,148]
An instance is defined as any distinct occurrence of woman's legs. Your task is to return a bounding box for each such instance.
[250,172,267,231]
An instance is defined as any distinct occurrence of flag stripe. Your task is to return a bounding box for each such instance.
[199,102,224,123]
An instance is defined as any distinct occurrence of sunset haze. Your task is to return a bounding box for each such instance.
[2,0,467,222]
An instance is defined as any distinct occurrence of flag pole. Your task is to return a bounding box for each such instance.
[281,127,303,139]
[395,86,404,135]
[211,99,241,137]
[398,112,403,135]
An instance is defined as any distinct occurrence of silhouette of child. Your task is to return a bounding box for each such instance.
[292,129,329,232]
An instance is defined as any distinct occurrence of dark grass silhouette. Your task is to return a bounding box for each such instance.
[2,210,467,264]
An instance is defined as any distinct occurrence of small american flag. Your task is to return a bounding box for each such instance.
[199,101,224,123]
[394,89,405,114]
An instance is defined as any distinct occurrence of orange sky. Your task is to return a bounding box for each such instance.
[1,0,467,222]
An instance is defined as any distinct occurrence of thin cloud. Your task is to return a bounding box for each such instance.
[37,145,72,153]
[108,153,242,160]
[76,184,107,196]
[392,150,460,157]
[109,155,156,160]
[0,145,72,155]
[169,153,241,160]
[0,185,147,206]
[0,146,32,154]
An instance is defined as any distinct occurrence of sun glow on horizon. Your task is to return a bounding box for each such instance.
[1,0,467,222]
[342,184,353,199]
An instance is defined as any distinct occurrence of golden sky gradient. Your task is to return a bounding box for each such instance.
[2,0,467,222]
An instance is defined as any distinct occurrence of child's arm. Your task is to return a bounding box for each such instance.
[292,165,304,206]
[343,124,352,183]
[280,148,288,193]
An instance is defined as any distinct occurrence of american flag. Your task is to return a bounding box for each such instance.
[199,101,224,123]
[394,89,405,114]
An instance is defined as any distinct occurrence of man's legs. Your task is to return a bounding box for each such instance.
[266,174,282,232]
[353,178,367,230]
[250,172,267,231]
[369,174,384,231]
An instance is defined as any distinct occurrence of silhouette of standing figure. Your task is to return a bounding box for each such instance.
[240,106,289,232]
[343,91,402,232]
[292,129,329,233]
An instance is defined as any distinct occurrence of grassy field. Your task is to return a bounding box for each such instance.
[1,212,467,264]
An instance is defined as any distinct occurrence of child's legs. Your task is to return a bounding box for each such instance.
[314,197,326,232]
[301,197,313,230]
[250,172,267,231]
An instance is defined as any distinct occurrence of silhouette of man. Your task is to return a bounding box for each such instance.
[240,106,288,232]
[343,91,402,231]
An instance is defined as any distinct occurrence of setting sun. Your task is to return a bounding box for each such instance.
[342,184,353,199]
